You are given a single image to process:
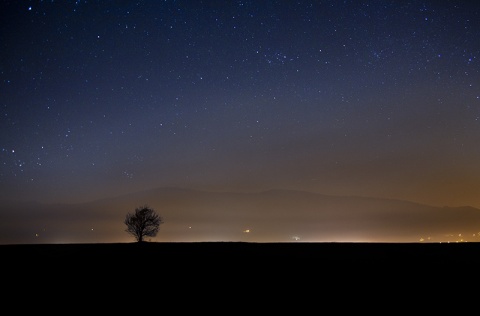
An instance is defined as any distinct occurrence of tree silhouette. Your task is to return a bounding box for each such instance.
[124,205,164,242]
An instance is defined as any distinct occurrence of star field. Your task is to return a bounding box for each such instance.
[1,0,480,211]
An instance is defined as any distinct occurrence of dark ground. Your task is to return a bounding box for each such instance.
[3,241,480,264]
[3,242,480,298]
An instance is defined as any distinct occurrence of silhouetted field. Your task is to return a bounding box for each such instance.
[4,242,479,289]
[3,241,480,265]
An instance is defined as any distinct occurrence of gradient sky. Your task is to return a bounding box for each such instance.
[1,0,480,212]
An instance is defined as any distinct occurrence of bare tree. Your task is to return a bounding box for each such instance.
[124,205,164,242]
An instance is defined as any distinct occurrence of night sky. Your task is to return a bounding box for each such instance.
[1,1,480,243]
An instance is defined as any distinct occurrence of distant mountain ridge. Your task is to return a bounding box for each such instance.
[1,187,480,244]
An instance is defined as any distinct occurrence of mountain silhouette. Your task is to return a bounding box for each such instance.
[1,187,479,244]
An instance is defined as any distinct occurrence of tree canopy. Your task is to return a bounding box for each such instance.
[124,205,164,242]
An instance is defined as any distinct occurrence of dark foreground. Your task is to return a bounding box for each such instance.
[3,241,480,264]
[3,242,480,291]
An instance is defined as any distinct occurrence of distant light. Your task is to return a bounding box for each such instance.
[243,229,250,233]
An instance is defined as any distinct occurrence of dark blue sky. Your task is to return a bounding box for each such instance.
[1,0,480,210]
